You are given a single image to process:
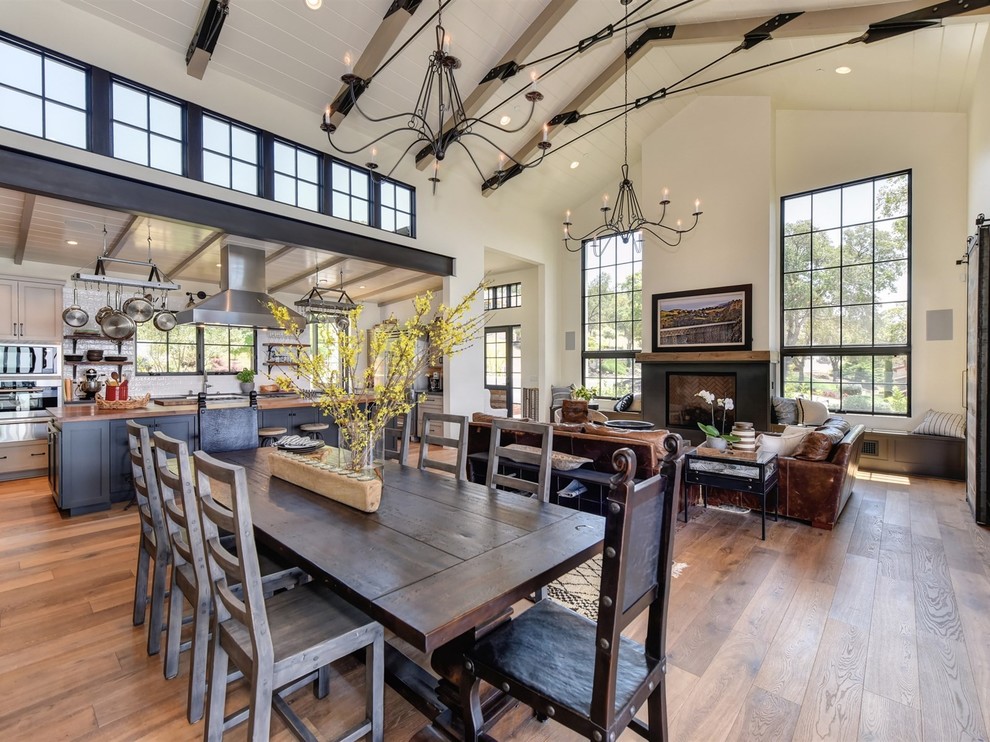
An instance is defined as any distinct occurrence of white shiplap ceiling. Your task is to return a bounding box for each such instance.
[3,0,988,280]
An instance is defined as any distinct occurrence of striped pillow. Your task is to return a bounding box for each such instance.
[912,409,965,439]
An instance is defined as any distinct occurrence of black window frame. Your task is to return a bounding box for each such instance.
[0,31,418,238]
[272,138,322,212]
[110,78,185,176]
[135,324,257,377]
[0,35,89,149]
[201,111,261,195]
[581,231,643,400]
[779,169,912,416]
[377,176,415,236]
[484,282,522,310]
[329,159,371,225]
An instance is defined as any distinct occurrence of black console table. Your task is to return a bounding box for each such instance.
[683,447,779,540]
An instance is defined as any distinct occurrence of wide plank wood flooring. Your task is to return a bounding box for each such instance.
[1,467,988,741]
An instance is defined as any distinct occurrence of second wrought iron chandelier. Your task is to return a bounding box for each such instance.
[562,0,702,254]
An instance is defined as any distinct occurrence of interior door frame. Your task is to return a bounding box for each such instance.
[484,325,520,417]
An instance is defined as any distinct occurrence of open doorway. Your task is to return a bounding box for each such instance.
[485,325,521,417]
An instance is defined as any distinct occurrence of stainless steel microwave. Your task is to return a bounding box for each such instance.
[0,345,60,376]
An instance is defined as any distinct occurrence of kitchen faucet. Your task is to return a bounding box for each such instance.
[202,369,212,395]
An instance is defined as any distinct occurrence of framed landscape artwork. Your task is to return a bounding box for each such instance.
[652,284,752,352]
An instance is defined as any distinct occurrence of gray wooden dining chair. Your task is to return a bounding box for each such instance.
[485,417,553,502]
[127,420,170,657]
[194,450,384,741]
[417,412,469,480]
[153,431,313,726]
[460,439,681,742]
[383,409,412,465]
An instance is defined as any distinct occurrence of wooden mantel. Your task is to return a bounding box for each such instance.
[637,351,777,363]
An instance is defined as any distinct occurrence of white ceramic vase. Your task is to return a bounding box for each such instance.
[705,435,729,451]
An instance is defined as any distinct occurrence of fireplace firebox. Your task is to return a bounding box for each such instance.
[637,352,774,444]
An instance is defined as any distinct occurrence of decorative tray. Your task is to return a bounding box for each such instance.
[95,393,151,409]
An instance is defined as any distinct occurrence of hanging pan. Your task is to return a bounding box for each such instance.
[100,291,136,340]
[62,284,89,328]
[153,293,177,332]
[95,289,114,325]
[122,292,155,323]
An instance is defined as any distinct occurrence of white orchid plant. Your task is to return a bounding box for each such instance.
[695,390,741,442]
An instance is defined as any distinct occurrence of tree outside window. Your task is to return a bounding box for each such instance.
[583,232,642,398]
[781,171,910,414]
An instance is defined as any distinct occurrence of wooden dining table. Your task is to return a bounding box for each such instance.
[215,448,605,739]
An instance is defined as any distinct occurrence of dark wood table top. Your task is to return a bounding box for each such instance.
[217,448,605,653]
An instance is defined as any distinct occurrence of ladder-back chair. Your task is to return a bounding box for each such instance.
[127,420,170,657]
[485,418,553,502]
[417,412,469,480]
[194,450,384,741]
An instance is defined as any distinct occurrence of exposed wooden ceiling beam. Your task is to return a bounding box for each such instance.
[186,0,229,79]
[269,256,347,294]
[484,0,990,195]
[351,273,437,302]
[168,230,224,277]
[265,245,296,264]
[372,279,445,307]
[105,215,140,257]
[324,0,423,129]
[344,266,393,289]
[415,0,578,171]
[14,193,35,265]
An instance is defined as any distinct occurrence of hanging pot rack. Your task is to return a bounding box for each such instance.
[70,223,181,292]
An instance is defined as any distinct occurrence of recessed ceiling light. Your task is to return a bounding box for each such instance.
[835,66,852,75]
[216,263,222,267]
[499,115,512,127]
[570,161,580,169]
[359,285,366,289]
[305,0,322,9]
[66,240,78,245]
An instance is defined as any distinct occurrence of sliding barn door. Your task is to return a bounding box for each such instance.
[967,222,989,524]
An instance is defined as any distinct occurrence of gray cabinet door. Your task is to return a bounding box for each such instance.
[261,408,293,435]
[109,415,197,497]
[60,421,110,511]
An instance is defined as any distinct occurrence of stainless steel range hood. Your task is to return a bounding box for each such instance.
[175,244,305,328]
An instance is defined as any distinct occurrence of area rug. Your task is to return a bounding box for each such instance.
[547,557,689,621]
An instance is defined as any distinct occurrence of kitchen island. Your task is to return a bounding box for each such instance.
[49,395,343,515]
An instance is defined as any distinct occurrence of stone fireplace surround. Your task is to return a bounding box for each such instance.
[637,351,775,444]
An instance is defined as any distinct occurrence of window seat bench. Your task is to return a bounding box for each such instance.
[858,428,965,480]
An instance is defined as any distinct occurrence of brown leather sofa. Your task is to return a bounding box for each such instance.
[777,424,865,529]
[703,423,865,530]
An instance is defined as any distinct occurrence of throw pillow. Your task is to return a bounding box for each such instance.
[792,431,834,461]
[797,397,830,426]
[771,396,799,425]
[763,424,814,457]
[818,418,850,436]
[561,399,589,423]
[614,392,634,412]
[628,393,642,412]
[550,384,574,408]
[912,409,965,438]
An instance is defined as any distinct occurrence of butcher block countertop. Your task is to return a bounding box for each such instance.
[50,394,350,423]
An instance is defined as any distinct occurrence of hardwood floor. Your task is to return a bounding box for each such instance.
[1,467,988,741]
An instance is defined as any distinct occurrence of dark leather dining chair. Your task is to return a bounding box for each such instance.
[459,436,681,742]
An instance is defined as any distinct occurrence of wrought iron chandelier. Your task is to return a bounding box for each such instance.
[562,1,702,254]
[320,0,549,193]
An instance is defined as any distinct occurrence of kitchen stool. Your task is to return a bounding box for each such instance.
[299,422,329,441]
[258,426,287,447]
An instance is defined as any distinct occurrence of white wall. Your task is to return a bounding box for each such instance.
[970,41,990,227]
[641,96,775,352]
[776,110,970,430]
[0,3,564,417]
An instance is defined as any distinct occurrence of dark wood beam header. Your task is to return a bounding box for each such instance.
[0,146,453,277]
